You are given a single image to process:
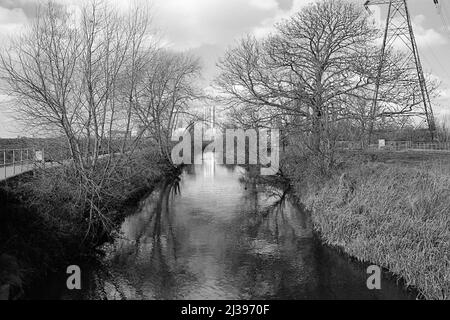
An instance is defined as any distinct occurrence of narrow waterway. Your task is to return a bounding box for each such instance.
[30,152,416,300]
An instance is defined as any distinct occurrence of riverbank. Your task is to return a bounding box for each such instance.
[0,151,178,300]
[283,151,450,300]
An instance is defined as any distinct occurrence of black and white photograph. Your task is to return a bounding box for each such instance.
[0,0,449,307]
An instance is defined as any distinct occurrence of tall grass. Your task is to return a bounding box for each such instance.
[303,162,450,300]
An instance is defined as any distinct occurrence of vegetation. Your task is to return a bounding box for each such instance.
[215,0,439,173]
[279,145,450,300]
[0,1,201,238]
[306,161,449,300]
[0,0,448,300]
[215,0,448,300]
[0,0,200,299]
[0,145,177,298]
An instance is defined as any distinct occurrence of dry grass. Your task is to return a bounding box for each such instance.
[304,162,450,300]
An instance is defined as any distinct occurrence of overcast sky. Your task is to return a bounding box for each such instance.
[0,0,449,137]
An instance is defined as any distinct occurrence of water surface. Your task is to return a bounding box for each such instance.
[31,152,416,300]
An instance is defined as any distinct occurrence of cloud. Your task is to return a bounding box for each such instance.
[250,0,314,39]
[147,0,312,82]
[0,0,310,50]
[0,6,28,42]
[0,6,28,24]
[0,0,37,18]
[151,0,287,49]
[249,0,278,11]
[413,14,448,47]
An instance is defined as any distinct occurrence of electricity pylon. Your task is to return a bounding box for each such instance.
[365,0,436,139]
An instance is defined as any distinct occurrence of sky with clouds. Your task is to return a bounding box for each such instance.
[0,0,449,137]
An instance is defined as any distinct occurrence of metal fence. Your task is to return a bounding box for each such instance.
[335,141,365,150]
[335,140,450,152]
[408,142,450,151]
[0,148,44,181]
[372,141,450,152]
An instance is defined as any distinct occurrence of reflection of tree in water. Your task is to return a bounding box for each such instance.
[84,162,414,300]
[226,169,414,300]
[91,177,198,299]
[227,170,320,299]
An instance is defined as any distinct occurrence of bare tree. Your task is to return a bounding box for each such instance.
[132,50,202,164]
[0,3,83,164]
[215,0,424,171]
[0,0,162,238]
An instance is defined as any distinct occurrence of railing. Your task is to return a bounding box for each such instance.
[0,145,141,182]
[335,141,450,152]
[409,142,450,151]
[0,148,44,181]
[335,141,365,150]
[371,141,450,152]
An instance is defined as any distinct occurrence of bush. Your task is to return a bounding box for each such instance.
[0,146,176,298]
[12,147,173,243]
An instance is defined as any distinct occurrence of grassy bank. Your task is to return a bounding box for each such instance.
[0,149,177,299]
[0,179,81,300]
[284,152,450,300]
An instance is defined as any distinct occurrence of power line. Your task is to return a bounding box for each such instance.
[425,1,450,80]
[422,42,450,79]
[436,0,450,36]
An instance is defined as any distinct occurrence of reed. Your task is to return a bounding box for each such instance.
[304,162,450,300]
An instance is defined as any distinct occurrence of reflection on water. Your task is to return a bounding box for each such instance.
[32,152,417,300]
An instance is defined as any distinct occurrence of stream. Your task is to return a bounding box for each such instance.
[29,151,416,300]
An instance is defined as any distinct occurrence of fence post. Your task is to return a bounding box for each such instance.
[32,148,35,177]
[12,150,15,175]
[3,150,5,179]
